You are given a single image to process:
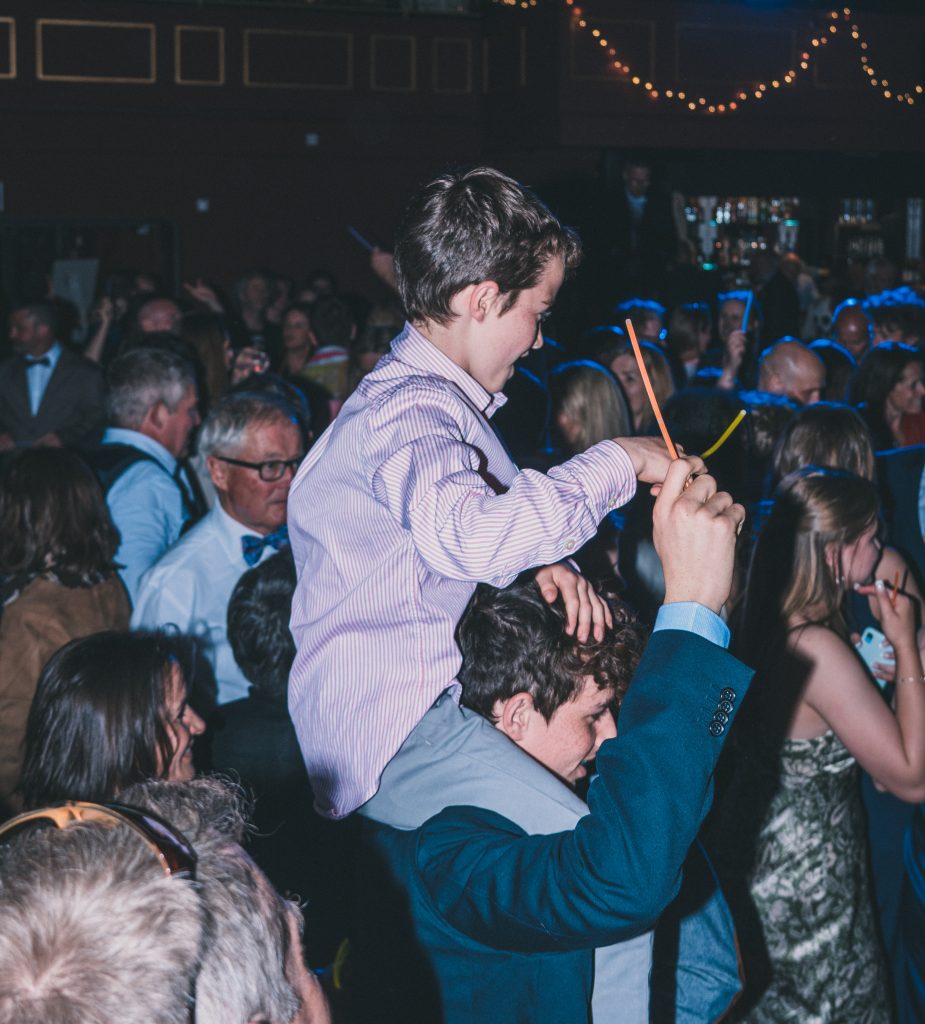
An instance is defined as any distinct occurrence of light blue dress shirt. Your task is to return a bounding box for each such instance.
[25,341,62,416]
[654,601,730,649]
[103,427,187,606]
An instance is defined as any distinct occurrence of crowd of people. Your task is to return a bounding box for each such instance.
[1,162,925,1023]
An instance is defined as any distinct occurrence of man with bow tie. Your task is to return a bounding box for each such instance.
[132,391,304,705]
[0,299,105,450]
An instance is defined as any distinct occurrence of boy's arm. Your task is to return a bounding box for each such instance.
[368,387,677,584]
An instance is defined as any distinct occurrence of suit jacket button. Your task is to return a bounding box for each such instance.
[719,700,734,714]
[712,710,729,725]
[709,720,725,737]
[720,688,736,703]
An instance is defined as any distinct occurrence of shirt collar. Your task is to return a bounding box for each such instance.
[25,341,62,368]
[102,427,177,475]
[391,322,508,418]
[210,498,277,562]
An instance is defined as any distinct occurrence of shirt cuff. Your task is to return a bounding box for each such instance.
[653,602,730,649]
[553,440,637,521]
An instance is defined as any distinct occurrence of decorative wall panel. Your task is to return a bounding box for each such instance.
[432,37,471,94]
[36,19,156,84]
[0,18,16,79]
[243,29,352,89]
[175,25,225,86]
[370,34,416,92]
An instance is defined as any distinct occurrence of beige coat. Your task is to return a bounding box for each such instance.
[0,575,130,814]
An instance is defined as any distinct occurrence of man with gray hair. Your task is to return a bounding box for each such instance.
[0,777,330,1024]
[132,391,304,704]
[84,347,202,603]
[757,337,825,406]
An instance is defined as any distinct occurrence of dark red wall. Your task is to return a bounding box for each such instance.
[0,0,923,292]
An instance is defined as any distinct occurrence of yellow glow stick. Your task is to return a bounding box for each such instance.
[625,319,679,460]
[700,409,747,459]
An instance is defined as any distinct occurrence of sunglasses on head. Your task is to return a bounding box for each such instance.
[0,800,199,1021]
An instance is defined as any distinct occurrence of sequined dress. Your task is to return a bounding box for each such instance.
[738,730,891,1023]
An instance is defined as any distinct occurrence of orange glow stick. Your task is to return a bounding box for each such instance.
[890,569,901,610]
[625,318,679,460]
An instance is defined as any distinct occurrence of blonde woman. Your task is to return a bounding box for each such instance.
[716,468,925,1022]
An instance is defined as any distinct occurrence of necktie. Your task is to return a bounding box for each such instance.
[25,357,51,368]
[241,525,289,566]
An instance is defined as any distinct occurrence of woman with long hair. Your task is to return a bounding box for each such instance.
[0,449,130,816]
[20,630,205,809]
[850,341,925,449]
[548,360,632,457]
[717,468,925,1021]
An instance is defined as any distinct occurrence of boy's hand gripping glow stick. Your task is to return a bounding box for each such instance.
[625,319,679,460]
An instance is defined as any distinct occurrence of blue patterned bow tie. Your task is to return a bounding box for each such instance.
[241,525,289,566]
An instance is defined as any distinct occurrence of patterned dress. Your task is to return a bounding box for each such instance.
[738,730,891,1023]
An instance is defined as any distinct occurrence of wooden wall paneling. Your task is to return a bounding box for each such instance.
[370,34,416,92]
[674,22,793,84]
[243,29,353,90]
[0,18,16,79]
[175,25,225,87]
[35,19,156,84]
[432,36,471,94]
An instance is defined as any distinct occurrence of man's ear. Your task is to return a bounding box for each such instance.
[140,400,168,441]
[493,692,536,743]
[206,454,228,490]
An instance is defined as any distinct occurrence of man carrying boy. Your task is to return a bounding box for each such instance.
[350,575,746,1022]
[288,167,748,1017]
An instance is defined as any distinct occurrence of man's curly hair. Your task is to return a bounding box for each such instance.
[457,574,647,723]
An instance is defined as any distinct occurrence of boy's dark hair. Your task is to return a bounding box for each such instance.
[227,548,297,701]
[394,166,581,327]
[457,576,644,722]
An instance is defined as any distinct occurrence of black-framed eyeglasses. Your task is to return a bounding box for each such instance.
[213,454,302,482]
[0,801,199,1021]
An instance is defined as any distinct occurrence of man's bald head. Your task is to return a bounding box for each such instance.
[758,338,825,406]
[832,303,872,361]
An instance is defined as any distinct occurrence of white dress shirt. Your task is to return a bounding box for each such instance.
[102,427,188,606]
[25,341,62,416]
[131,501,275,704]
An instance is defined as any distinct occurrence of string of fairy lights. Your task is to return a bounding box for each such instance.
[492,2,924,115]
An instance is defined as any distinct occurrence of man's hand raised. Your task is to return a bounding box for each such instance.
[653,458,745,614]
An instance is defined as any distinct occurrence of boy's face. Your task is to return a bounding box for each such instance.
[466,255,565,394]
[514,678,617,785]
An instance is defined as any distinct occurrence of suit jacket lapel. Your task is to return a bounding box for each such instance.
[35,348,74,424]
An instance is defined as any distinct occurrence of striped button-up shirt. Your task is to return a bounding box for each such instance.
[288,322,636,818]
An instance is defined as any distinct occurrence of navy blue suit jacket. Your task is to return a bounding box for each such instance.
[353,630,754,1024]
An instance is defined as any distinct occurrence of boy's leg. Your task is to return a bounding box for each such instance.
[360,692,652,1024]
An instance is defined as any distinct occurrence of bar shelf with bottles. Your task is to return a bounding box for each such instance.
[683,196,800,269]
[834,197,885,263]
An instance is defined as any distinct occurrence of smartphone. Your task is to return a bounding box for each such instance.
[855,627,894,690]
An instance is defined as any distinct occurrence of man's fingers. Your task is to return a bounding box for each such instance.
[657,457,705,502]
